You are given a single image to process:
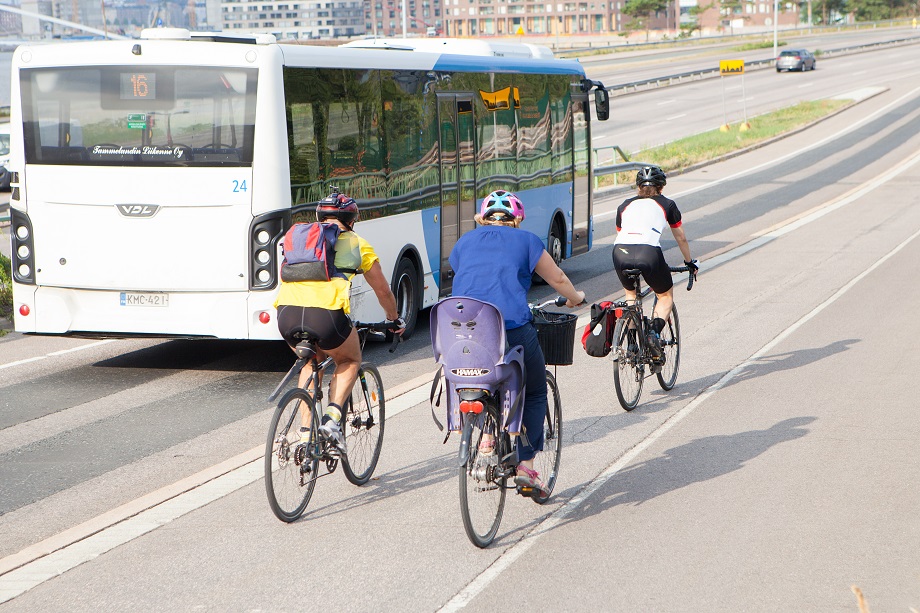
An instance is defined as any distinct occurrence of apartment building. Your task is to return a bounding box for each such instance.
[366,0,439,37]
[222,0,366,38]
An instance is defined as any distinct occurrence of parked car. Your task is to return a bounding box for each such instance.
[776,49,816,72]
[0,122,10,191]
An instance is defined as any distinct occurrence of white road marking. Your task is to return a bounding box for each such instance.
[666,113,687,121]
[0,340,115,370]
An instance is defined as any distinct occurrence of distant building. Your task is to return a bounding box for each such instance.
[697,0,801,34]
[20,0,52,38]
[221,0,365,40]
[365,0,440,38]
[436,0,799,39]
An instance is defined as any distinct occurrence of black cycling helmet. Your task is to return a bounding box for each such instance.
[316,187,359,229]
[635,165,667,188]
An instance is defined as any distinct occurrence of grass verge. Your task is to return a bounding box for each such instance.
[597,98,851,188]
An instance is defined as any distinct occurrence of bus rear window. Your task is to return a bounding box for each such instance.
[20,66,257,167]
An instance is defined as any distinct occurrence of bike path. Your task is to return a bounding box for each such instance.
[2,83,920,609]
[5,142,920,611]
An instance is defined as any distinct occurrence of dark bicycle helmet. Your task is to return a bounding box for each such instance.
[635,166,667,188]
[316,187,359,229]
[480,190,525,221]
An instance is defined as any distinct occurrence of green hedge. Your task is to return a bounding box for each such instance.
[1,252,12,323]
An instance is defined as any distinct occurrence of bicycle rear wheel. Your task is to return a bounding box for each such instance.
[655,303,680,390]
[613,315,644,411]
[341,363,385,485]
[531,370,562,505]
[459,403,507,548]
[265,389,320,522]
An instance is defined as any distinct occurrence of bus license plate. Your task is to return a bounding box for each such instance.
[120,292,169,307]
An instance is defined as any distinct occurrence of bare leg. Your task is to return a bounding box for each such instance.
[322,327,362,414]
[653,287,675,323]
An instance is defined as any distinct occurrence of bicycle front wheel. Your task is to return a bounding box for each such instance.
[341,363,385,485]
[531,370,562,505]
[656,303,681,391]
[459,403,507,548]
[265,389,320,522]
[613,315,644,411]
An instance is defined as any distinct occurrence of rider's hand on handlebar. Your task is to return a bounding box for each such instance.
[565,290,587,308]
[684,259,699,281]
[387,316,407,335]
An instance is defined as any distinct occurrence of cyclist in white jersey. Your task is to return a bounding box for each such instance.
[613,166,698,357]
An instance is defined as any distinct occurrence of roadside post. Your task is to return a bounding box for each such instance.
[719,59,750,131]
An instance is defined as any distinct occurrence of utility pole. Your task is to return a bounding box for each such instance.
[401,0,407,36]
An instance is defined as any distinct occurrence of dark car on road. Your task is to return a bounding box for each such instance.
[776,49,816,72]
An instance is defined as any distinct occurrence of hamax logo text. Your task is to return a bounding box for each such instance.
[117,204,160,218]
[451,368,490,377]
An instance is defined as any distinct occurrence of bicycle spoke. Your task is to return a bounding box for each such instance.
[656,304,681,391]
[265,389,319,522]
[459,406,507,547]
[531,371,562,504]
[613,316,644,411]
[341,364,385,485]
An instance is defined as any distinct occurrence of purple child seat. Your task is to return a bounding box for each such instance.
[430,297,525,433]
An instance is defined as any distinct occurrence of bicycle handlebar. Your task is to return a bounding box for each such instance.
[354,320,405,353]
[531,295,586,311]
[668,265,696,291]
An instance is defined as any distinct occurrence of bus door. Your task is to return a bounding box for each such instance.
[437,94,476,296]
[571,94,591,256]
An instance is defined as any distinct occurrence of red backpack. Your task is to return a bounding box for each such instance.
[582,301,617,357]
[280,222,355,282]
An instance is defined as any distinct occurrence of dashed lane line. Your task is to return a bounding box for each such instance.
[0,340,115,370]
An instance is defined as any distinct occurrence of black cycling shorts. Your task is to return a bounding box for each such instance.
[612,243,673,294]
[277,305,353,350]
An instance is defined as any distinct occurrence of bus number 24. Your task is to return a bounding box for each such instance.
[232,180,248,193]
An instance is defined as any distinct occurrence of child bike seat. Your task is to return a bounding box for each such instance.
[430,297,525,433]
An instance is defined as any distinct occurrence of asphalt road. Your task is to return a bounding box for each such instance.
[3,41,920,612]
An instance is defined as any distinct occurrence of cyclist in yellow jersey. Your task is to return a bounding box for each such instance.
[275,190,404,449]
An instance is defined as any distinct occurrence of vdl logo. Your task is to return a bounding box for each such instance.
[117,204,160,218]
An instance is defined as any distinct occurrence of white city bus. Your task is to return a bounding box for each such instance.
[8,28,608,339]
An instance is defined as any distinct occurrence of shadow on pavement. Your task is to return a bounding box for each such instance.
[555,416,816,528]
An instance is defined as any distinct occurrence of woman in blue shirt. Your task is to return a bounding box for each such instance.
[449,190,585,495]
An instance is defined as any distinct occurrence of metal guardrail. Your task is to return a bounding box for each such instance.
[608,35,920,96]
[592,34,920,187]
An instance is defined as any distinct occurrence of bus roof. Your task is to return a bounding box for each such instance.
[21,28,584,77]
[340,37,555,60]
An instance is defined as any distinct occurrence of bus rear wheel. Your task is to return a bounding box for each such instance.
[392,258,419,338]
[534,219,564,285]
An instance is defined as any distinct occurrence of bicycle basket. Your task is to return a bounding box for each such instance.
[534,311,578,366]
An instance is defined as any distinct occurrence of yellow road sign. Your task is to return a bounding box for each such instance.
[720,60,745,76]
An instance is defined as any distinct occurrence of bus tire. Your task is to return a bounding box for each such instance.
[533,218,565,285]
[391,257,419,339]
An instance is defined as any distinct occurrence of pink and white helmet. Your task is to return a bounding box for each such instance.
[480,190,525,221]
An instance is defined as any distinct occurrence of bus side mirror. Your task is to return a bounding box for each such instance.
[595,88,610,121]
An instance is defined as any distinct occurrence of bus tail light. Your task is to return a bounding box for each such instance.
[258,311,271,324]
[19,304,30,317]
[249,211,289,291]
[11,209,35,285]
